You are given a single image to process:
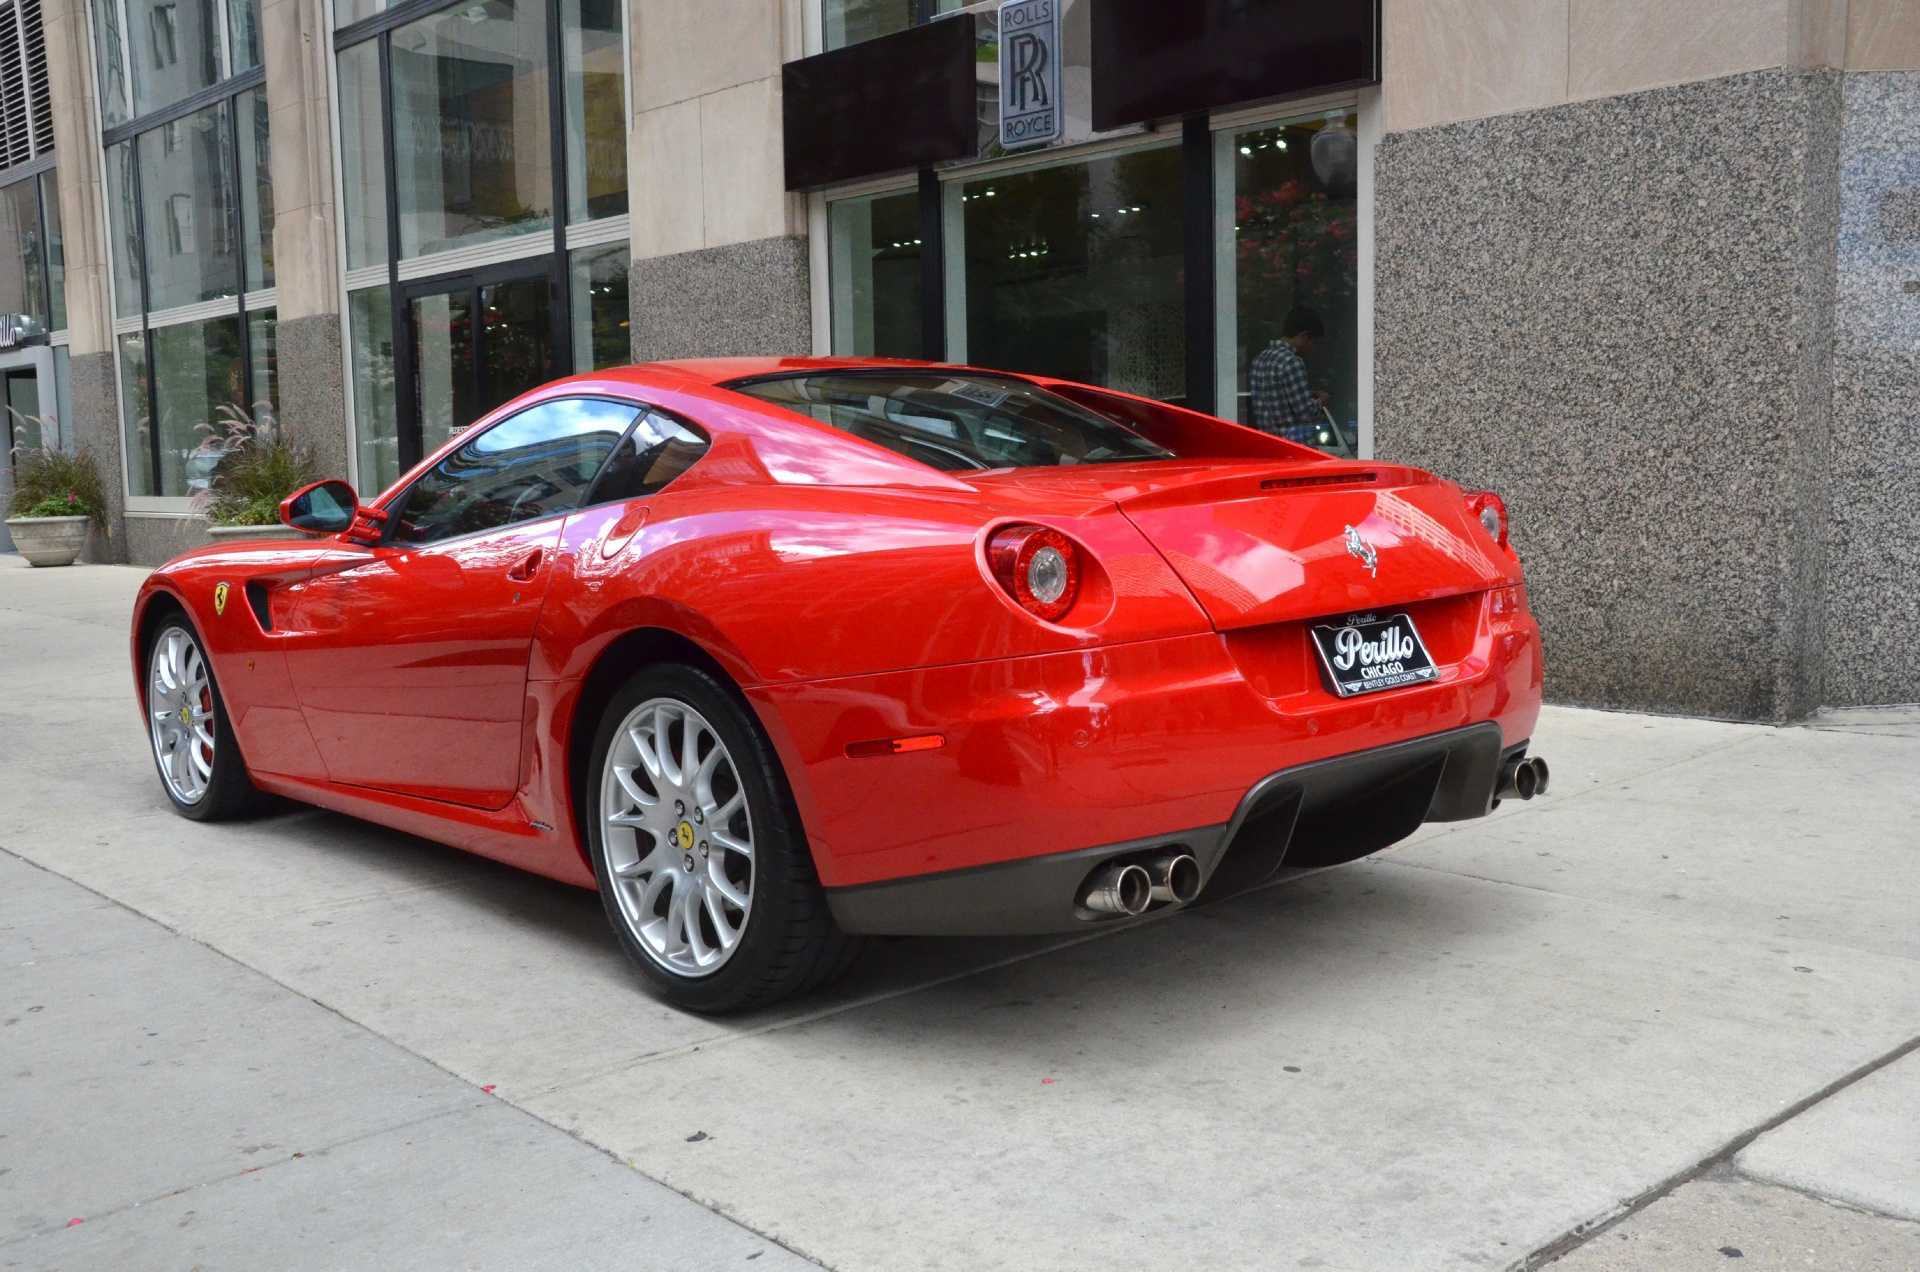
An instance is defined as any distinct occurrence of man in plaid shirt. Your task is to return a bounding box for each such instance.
[1249,308,1327,442]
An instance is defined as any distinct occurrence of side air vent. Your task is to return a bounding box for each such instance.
[245,581,274,631]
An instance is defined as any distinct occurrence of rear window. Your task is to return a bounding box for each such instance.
[728,372,1176,472]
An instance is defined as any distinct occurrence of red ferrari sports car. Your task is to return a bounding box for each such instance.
[131,358,1547,1013]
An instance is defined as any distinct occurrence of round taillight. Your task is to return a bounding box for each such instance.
[988,525,1081,622]
[1465,491,1510,550]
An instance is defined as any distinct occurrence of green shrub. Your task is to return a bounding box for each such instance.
[200,407,321,527]
[8,441,109,529]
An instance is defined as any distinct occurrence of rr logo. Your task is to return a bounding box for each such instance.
[1006,31,1050,114]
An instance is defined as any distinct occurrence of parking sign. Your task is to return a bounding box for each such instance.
[998,0,1061,150]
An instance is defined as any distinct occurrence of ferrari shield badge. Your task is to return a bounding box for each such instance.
[213,582,231,617]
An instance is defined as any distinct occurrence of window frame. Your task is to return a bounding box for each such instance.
[804,68,1379,457]
[102,80,275,504]
[372,393,707,550]
[330,0,633,495]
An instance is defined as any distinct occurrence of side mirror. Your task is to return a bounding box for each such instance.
[280,479,359,535]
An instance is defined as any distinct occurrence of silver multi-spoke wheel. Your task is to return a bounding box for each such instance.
[599,697,755,978]
[148,626,216,805]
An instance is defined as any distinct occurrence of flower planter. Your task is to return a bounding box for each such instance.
[5,515,91,567]
[205,523,306,543]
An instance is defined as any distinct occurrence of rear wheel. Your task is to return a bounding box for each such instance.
[587,664,859,1014]
[145,617,255,820]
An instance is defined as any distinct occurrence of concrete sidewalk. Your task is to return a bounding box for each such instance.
[2,555,1917,1271]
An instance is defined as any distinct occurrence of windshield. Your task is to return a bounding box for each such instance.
[728,372,1177,472]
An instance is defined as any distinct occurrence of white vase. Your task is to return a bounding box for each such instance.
[5,515,91,567]
[205,523,307,543]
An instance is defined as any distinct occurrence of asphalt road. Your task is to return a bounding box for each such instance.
[3,555,1917,1271]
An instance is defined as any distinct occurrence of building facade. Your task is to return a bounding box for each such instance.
[7,0,1918,720]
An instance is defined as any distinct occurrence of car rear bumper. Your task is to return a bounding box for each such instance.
[822,723,1524,935]
[748,588,1543,896]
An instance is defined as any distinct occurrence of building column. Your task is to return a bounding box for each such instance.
[42,0,126,561]
[626,0,813,360]
[262,0,351,481]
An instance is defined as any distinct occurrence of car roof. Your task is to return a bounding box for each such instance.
[614,356,983,388]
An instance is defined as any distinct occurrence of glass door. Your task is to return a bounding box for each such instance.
[1,364,44,553]
[398,264,560,469]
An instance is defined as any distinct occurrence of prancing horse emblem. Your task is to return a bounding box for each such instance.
[213,582,230,617]
[1343,525,1378,578]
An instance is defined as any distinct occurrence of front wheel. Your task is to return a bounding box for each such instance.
[586,664,859,1014]
[145,617,255,820]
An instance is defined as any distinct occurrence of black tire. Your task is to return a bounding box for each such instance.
[144,615,256,821]
[585,663,862,1014]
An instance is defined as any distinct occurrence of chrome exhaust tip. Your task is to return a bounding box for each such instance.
[1495,754,1550,802]
[1079,862,1153,917]
[1144,852,1202,905]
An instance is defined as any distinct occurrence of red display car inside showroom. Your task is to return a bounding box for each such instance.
[130,359,1548,1013]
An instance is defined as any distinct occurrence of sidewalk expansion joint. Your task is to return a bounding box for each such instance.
[1509,1030,1920,1270]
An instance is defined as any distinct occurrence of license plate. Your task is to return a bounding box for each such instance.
[1309,612,1439,697]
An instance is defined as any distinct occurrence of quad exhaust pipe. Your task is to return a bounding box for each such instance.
[1078,852,1200,918]
[1144,852,1202,905]
[1495,754,1551,803]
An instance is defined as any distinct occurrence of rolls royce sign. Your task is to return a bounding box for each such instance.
[998,0,1061,150]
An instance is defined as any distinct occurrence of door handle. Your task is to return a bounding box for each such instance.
[507,547,544,582]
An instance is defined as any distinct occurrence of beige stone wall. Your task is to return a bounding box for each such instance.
[1382,0,1920,133]
[261,0,340,322]
[627,0,808,262]
[41,0,111,357]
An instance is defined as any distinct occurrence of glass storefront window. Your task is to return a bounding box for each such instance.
[389,0,552,260]
[247,308,277,418]
[0,179,48,329]
[118,330,154,495]
[42,174,64,332]
[92,0,263,122]
[54,348,74,450]
[1219,113,1360,453]
[335,0,386,30]
[229,0,262,72]
[92,0,134,127]
[956,144,1185,401]
[137,103,240,312]
[827,189,921,357]
[570,243,630,372]
[237,88,274,290]
[562,0,625,223]
[823,0,966,51]
[349,286,398,495]
[336,41,388,271]
[107,143,144,317]
[150,314,244,496]
[133,0,223,118]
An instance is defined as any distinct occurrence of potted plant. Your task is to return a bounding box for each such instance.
[194,405,322,542]
[5,438,109,567]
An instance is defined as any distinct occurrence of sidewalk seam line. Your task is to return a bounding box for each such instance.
[1509,1031,1920,1271]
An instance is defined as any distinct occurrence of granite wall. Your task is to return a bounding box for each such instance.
[274,314,350,482]
[630,235,812,362]
[1375,69,1848,721]
[1823,71,1920,706]
[67,350,127,565]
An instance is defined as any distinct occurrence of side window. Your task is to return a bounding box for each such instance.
[585,410,710,504]
[389,398,640,547]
